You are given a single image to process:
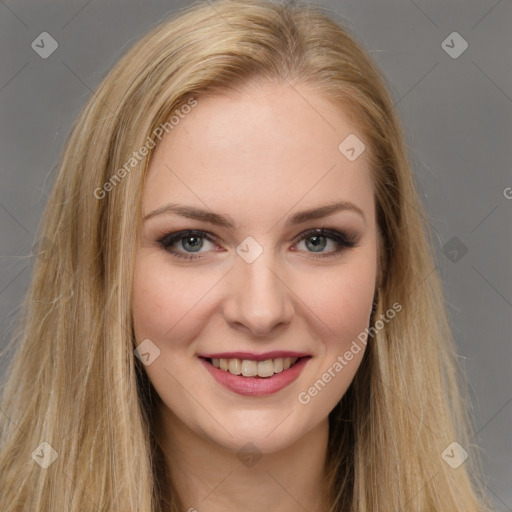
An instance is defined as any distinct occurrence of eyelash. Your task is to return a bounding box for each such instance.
[156,228,357,261]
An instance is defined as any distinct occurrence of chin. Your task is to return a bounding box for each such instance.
[194,409,317,455]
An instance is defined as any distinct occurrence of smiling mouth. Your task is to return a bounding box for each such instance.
[202,356,307,378]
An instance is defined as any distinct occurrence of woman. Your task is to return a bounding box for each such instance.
[0,0,491,510]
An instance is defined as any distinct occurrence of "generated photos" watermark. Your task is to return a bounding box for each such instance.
[94,97,197,199]
[297,301,402,405]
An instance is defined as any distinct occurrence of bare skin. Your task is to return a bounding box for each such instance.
[133,80,379,511]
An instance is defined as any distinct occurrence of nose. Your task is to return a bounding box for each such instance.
[222,251,295,338]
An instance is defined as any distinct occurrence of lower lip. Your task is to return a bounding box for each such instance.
[200,357,310,397]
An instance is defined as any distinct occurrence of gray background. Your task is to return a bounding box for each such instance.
[1,0,511,509]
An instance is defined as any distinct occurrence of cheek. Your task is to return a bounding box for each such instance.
[132,263,169,340]
[292,256,375,415]
[132,255,218,344]
[296,253,377,343]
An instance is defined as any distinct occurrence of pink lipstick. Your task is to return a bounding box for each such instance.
[199,353,311,397]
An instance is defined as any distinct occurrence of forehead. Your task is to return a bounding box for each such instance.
[143,81,375,229]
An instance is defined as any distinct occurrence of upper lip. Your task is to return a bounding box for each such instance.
[199,351,310,362]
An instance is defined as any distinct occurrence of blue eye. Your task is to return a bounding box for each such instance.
[157,228,357,261]
[294,228,356,255]
[157,230,218,260]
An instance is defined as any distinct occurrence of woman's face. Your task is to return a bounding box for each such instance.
[133,81,379,454]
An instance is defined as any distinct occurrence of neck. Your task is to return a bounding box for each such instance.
[155,406,331,512]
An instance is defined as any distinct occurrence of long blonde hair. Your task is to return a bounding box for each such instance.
[0,0,491,510]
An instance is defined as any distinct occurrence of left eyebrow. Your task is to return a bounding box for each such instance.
[142,200,366,228]
[284,200,366,227]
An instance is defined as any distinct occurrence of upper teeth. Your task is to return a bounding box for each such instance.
[211,357,299,377]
